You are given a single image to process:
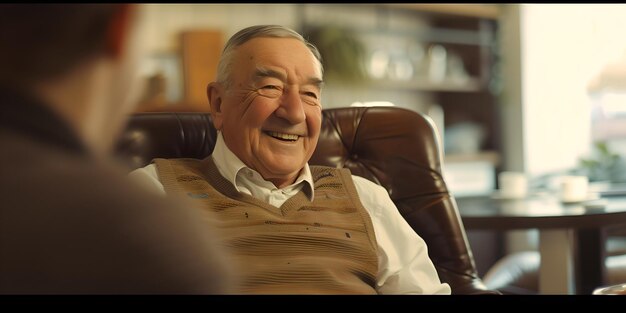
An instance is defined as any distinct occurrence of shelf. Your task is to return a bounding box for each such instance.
[368,77,483,92]
[355,26,495,47]
[427,27,495,47]
[386,4,502,20]
[445,151,501,166]
[328,77,484,93]
[301,7,497,48]
[307,24,495,48]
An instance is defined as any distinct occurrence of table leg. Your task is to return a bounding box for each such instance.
[576,228,606,294]
[539,229,575,294]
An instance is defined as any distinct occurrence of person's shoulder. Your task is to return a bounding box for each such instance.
[0,138,185,230]
[7,141,168,212]
[349,174,396,218]
[351,174,388,194]
[307,165,391,202]
[128,162,156,177]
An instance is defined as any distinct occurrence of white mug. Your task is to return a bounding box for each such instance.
[559,175,589,203]
[498,171,528,199]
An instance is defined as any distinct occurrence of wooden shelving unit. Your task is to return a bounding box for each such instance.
[445,150,501,166]
[305,4,502,161]
[330,77,483,93]
[386,3,502,19]
[370,77,483,93]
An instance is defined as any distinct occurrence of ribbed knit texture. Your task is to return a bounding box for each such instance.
[154,157,379,294]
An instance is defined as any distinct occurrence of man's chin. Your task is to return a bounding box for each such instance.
[257,161,305,182]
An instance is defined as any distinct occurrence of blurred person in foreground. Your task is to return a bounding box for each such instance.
[0,4,232,294]
[130,24,451,295]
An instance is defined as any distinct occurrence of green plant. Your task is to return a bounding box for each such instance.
[578,141,626,182]
[305,25,368,83]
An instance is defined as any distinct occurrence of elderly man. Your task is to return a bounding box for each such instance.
[0,4,231,294]
[130,24,451,295]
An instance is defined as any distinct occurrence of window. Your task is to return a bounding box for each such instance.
[519,4,626,180]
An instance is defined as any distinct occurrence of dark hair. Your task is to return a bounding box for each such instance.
[0,4,119,86]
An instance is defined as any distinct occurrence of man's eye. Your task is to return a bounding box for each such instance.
[303,92,318,99]
[257,85,282,98]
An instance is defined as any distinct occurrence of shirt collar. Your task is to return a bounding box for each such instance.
[211,131,314,201]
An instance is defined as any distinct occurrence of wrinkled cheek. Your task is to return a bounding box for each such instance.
[242,89,261,103]
[238,91,267,120]
[308,114,323,139]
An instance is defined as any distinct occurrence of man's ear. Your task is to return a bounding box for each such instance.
[207,82,224,130]
[105,4,133,59]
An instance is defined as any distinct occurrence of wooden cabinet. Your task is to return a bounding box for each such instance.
[426,11,501,164]
[180,30,223,110]
[135,30,223,113]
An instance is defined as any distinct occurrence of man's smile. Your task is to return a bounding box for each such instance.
[264,131,300,142]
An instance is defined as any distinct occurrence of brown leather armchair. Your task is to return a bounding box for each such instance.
[115,106,500,295]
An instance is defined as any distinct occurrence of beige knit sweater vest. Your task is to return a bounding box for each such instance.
[154,157,379,294]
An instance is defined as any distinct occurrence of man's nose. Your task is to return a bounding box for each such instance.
[275,88,306,124]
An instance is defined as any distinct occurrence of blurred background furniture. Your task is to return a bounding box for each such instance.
[457,195,626,294]
[593,281,626,295]
[484,249,626,295]
[115,106,500,295]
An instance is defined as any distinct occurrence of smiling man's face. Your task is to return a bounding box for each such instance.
[208,37,323,188]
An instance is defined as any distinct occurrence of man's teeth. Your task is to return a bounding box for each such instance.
[268,131,299,141]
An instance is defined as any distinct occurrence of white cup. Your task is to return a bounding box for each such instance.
[498,171,528,199]
[559,175,589,203]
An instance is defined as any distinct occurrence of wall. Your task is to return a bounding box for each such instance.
[142,4,298,53]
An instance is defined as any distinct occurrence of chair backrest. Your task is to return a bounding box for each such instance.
[115,106,498,294]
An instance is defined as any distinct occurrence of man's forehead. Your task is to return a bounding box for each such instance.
[236,37,316,64]
[233,38,322,81]
[239,36,301,48]
[253,66,287,80]
[252,66,323,88]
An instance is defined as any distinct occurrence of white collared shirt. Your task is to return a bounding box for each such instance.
[129,132,451,295]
